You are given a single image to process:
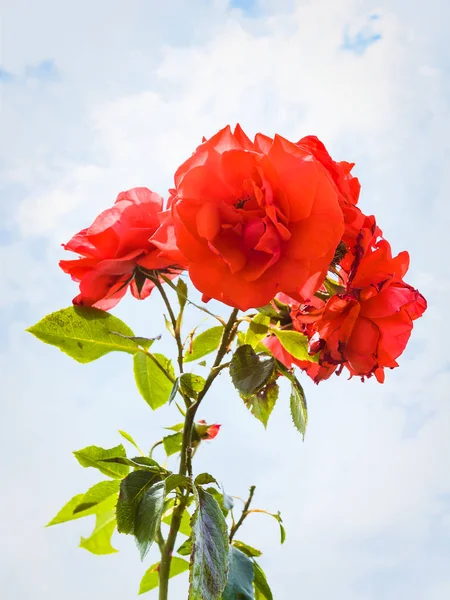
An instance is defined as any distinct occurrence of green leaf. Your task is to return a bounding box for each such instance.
[248,510,286,545]
[132,457,163,469]
[47,480,120,526]
[163,432,183,456]
[118,430,143,454]
[222,546,255,600]
[27,306,139,363]
[180,373,206,399]
[256,304,280,319]
[204,487,234,515]
[184,326,224,363]
[165,422,184,432]
[232,541,262,558]
[245,313,270,349]
[133,352,175,410]
[109,332,160,350]
[165,474,191,494]
[272,329,318,362]
[135,480,166,560]
[188,489,229,600]
[139,557,189,595]
[176,278,188,314]
[164,314,175,337]
[79,510,118,555]
[222,490,234,511]
[243,382,279,428]
[194,473,218,486]
[289,377,308,439]
[230,345,275,398]
[102,456,161,471]
[323,277,345,296]
[73,444,129,479]
[116,470,162,535]
[177,537,192,556]
[279,520,286,544]
[272,511,286,544]
[237,331,246,346]
[253,561,273,600]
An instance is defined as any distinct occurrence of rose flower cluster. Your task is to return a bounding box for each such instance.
[60,125,426,383]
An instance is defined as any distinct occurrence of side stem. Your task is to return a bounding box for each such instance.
[229,485,256,542]
[153,277,185,374]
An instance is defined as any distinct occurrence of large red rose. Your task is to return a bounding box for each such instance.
[60,187,185,310]
[170,125,345,310]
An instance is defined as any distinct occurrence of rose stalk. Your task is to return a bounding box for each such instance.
[28,125,426,599]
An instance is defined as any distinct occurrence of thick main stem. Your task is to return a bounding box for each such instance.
[179,308,239,477]
[158,307,239,600]
[158,494,188,600]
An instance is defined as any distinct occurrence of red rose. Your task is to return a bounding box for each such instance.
[170,125,345,310]
[60,187,185,310]
[270,231,426,383]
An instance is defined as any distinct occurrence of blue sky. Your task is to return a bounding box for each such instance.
[1,0,449,599]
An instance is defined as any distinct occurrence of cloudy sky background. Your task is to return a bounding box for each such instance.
[1,0,449,598]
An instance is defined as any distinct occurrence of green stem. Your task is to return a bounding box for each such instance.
[158,307,239,599]
[153,277,185,374]
[160,274,226,325]
[149,440,163,458]
[158,494,189,600]
[156,525,165,554]
[179,308,239,478]
[229,485,256,542]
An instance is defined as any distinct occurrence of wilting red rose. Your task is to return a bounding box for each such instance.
[170,125,345,310]
[267,231,426,383]
[60,187,185,310]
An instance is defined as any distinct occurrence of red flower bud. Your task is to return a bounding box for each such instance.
[195,420,221,440]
